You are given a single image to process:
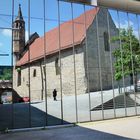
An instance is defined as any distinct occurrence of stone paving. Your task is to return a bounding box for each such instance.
[0,116,139,140]
[0,86,140,130]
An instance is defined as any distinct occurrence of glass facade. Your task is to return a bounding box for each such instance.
[0,0,140,130]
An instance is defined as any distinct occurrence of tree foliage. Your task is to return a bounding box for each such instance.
[112,27,140,81]
[0,68,12,80]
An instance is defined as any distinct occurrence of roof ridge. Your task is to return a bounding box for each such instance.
[45,8,98,34]
[17,8,99,66]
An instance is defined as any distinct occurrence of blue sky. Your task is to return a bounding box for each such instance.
[0,0,140,66]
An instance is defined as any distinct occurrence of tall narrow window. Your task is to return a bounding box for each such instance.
[16,23,18,28]
[55,58,60,75]
[43,65,46,76]
[17,70,21,86]
[104,31,110,51]
[33,69,36,77]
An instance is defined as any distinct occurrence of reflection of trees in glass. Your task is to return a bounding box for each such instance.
[0,68,12,80]
[112,27,140,91]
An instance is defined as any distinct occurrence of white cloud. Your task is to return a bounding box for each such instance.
[133,30,139,39]
[2,29,29,41]
[114,20,134,29]
[120,20,133,29]
[2,29,12,37]
[114,20,139,38]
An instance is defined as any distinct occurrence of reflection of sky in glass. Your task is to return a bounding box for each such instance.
[109,9,140,39]
[0,0,140,66]
[0,29,12,66]
[129,13,139,39]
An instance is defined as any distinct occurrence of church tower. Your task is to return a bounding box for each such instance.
[13,4,25,61]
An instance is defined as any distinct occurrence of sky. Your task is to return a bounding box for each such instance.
[0,0,140,66]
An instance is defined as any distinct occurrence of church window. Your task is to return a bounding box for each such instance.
[55,58,60,75]
[16,23,18,28]
[17,70,21,86]
[104,32,110,51]
[43,66,46,76]
[19,23,23,29]
[33,69,36,77]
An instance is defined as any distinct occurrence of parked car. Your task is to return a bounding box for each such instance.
[22,97,30,102]
[18,97,30,103]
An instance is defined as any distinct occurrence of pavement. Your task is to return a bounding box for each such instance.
[1,86,140,129]
[0,116,140,140]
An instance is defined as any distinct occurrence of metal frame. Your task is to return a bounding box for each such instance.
[0,0,140,130]
[136,14,140,115]
[106,9,116,118]
[127,12,137,115]
[57,0,64,124]
[95,7,104,119]
[28,0,31,127]
[11,0,14,129]
[83,4,92,121]
[117,10,127,116]
[43,0,48,126]
[71,3,78,123]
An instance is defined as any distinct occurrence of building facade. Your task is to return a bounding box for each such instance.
[13,6,119,101]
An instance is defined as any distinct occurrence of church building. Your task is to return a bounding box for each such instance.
[13,5,119,101]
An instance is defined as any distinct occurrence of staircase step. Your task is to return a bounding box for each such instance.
[91,94,139,111]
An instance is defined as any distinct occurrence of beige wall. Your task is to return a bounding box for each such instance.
[13,46,87,101]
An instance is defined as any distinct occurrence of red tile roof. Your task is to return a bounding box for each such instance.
[17,8,99,66]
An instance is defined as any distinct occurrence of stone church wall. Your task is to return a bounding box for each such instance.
[13,63,44,101]
[13,8,131,101]
[85,8,119,91]
[13,46,87,101]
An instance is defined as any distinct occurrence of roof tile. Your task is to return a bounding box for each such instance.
[17,8,99,66]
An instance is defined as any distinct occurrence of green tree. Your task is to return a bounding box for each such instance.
[112,27,140,91]
[0,68,12,80]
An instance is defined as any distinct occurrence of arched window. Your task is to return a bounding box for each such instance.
[55,58,60,75]
[104,32,110,51]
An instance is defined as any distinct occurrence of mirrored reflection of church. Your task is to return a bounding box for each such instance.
[13,5,119,101]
